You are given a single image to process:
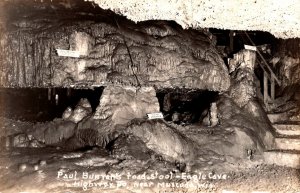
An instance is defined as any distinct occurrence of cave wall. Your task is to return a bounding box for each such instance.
[271,38,300,87]
[0,1,230,91]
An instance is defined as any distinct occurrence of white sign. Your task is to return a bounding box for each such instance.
[147,112,164,120]
[56,49,80,58]
[244,45,257,51]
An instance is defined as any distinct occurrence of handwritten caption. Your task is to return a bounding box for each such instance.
[57,170,229,191]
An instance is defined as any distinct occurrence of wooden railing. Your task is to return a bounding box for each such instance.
[244,32,281,105]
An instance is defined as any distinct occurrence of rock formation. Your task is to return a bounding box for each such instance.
[0,1,230,92]
[89,0,300,39]
[63,98,92,123]
[94,86,160,126]
[228,49,257,107]
[126,119,198,163]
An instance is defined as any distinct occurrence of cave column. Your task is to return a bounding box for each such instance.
[93,85,160,126]
[229,49,257,107]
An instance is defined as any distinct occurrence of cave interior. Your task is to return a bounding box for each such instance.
[0,0,300,192]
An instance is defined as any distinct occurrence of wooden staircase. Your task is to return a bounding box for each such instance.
[243,32,281,105]
[264,121,300,168]
[241,32,300,168]
[264,111,300,168]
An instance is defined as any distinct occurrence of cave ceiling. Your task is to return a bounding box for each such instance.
[74,0,299,39]
[1,0,300,39]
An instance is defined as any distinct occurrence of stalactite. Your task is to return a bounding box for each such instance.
[8,36,15,86]
[16,32,21,86]
[37,38,42,86]
[31,40,36,86]
[22,37,27,86]
[40,38,45,86]
[49,44,53,86]
[24,40,29,86]
[0,10,230,91]
[0,33,4,85]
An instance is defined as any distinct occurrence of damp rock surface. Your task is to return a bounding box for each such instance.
[94,86,160,126]
[28,120,76,145]
[89,0,300,39]
[228,49,257,107]
[0,1,230,91]
[65,98,92,124]
[126,119,198,163]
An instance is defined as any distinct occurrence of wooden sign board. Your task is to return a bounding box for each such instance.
[56,49,80,58]
[147,112,164,120]
[244,45,257,51]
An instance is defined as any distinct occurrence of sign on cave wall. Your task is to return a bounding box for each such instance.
[56,49,80,58]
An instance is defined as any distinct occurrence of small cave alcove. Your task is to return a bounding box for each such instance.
[156,89,219,125]
[0,87,104,122]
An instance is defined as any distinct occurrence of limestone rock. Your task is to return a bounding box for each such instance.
[44,121,76,145]
[111,134,156,160]
[279,56,300,86]
[12,133,30,147]
[127,119,198,163]
[65,98,92,124]
[69,31,94,57]
[62,107,72,120]
[202,126,263,159]
[229,50,257,107]
[89,0,300,39]
[217,96,275,150]
[73,85,160,148]
[29,120,76,145]
[29,139,45,148]
[0,5,230,91]
[209,102,219,127]
[94,86,160,126]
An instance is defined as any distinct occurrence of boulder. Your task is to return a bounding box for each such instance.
[111,134,156,160]
[62,107,72,120]
[29,120,76,145]
[217,96,275,150]
[67,98,92,124]
[11,133,30,147]
[44,121,76,145]
[126,119,198,163]
[279,56,300,86]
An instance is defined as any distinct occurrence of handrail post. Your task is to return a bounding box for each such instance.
[244,31,281,86]
[264,71,268,104]
[271,73,275,100]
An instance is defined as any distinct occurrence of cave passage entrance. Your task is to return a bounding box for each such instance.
[0,87,104,122]
[156,89,219,124]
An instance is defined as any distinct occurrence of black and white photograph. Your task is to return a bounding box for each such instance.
[0,0,299,192]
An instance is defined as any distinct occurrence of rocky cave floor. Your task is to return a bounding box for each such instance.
[0,117,299,193]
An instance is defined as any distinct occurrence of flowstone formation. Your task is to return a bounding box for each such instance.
[0,1,230,92]
[0,0,277,169]
[70,85,161,148]
[228,49,257,107]
[93,86,160,126]
[126,119,198,163]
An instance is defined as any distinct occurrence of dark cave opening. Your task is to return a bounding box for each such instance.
[156,89,219,125]
[0,87,104,122]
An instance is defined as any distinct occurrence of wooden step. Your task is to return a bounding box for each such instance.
[264,150,300,169]
[273,122,300,136]
[267,112,289,123]
[275,137,300,151]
